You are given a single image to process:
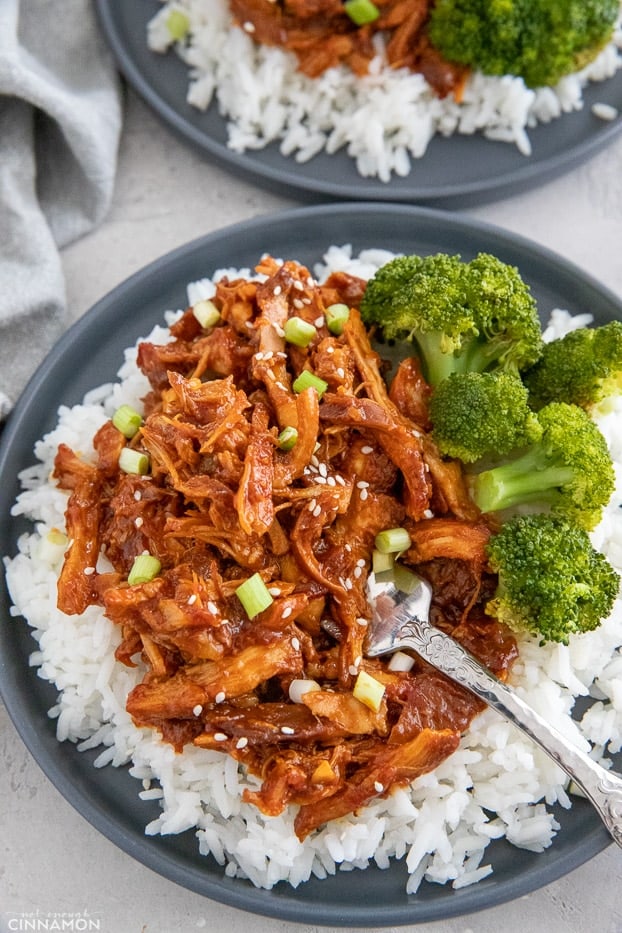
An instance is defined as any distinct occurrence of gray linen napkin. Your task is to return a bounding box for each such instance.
[0,0,123,419]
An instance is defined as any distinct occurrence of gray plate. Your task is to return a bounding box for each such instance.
[95,0,622,206]
[1,204,620,926]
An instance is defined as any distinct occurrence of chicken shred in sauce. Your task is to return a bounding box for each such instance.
[54,256,517,839]
[228,0,469,98]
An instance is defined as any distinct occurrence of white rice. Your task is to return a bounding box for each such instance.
[146,1,622,181]
[5,245,622,893]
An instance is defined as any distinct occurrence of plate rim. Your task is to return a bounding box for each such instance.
[0,201,619,927]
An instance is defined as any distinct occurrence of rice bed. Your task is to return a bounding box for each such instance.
[5,245,622,893]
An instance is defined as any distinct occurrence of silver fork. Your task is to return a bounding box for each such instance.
[365,572,622,848]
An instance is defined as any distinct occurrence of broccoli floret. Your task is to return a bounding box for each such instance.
[429,371,542,463]
[427,0,619,89]
[486,513,620,644]
[469,401,615,529]
[360,252,542,387]
[524,320,622,412]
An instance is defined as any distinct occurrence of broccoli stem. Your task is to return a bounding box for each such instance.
[471,447,575,514]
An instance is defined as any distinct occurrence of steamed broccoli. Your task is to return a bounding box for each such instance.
[524,320,622,412]
[360,252,542,387]
[427,0,619,90]
[469,401,615,530]
[486,513,620,644]
[429,370,542,463]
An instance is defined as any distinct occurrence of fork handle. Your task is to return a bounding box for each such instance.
[399,621,622,848]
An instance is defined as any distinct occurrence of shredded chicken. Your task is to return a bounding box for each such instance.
[227,0,469,98]
[53,257,517,839]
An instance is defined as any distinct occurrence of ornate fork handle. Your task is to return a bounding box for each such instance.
[399,620,622,848]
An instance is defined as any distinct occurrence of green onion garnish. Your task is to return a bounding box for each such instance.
[119,448,150,476]
[112,404,143,439]
[284,316,317,348]
[343,0,380,25]
[235,572,274,619]
[372,549,394,575]
[392,564,421,595]
[192,298,220,329]
[278,426,299,451]
[374,527,412,554]
[292,371,328,398]
[128,554,161,586]
[325,303,350,336]
[166,9,190,41]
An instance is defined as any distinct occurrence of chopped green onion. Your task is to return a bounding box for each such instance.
[288,678,321,704]
[353,670,385,712]
[192,298,220,329]
[119,447,150,475]
[388,650,415,672]
[372,549,394,575]
[392,564,422,595]
[112,404,143,439]
[278,426,299,451]
[284,316,317,348]
[236,572,274,619]
[343,0,380,25]
[325,303,350,336]
[38,528,69,564]
[374,527,412,554]
[166,9,190,41]
[128,554,161,586]
[293,370,329,398]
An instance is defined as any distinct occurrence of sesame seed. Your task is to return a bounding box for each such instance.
[263,350,274,361]
[293,298,304,309]
[281,726,295,734]
[193,705,203,716]
[236,736,248,749]
[361,445,373,454]
[336,367,345,379]
[254,351,265,361]
[272,323,285,337]
[207,600,218,614]
[243,20,255,32]
[84,566,95,576]
[215,691,226,704]
[374,781,384,793]
[348,664,359,676]
[326,476,336,486]
[134,517,144,528]
[356,617,368,626]
[356,558,366,567]
[344,543,352,551]
[314,315,324,328]
[353,566,362,579]
[306,276,315,287]
[424,509,434,519]
[291,636,300,650]
[311,454,320,467]
[293,280,304,291]
[134,491,142,501]
[268,586,281,596]
[274,285,282,296]
[335,475,346,486]
[315,475,327,485]
[275,381,288,391]
[282,606,293,619]
[188,593,197,605]
[326,346,334,354]
[309,498,317,511]
[213,732,228,742]
[344,578,353,590]
[360,488,368,501]
[357,481,369,489]
[312,505,322,518]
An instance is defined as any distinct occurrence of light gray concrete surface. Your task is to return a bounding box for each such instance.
[2,88,622,933]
